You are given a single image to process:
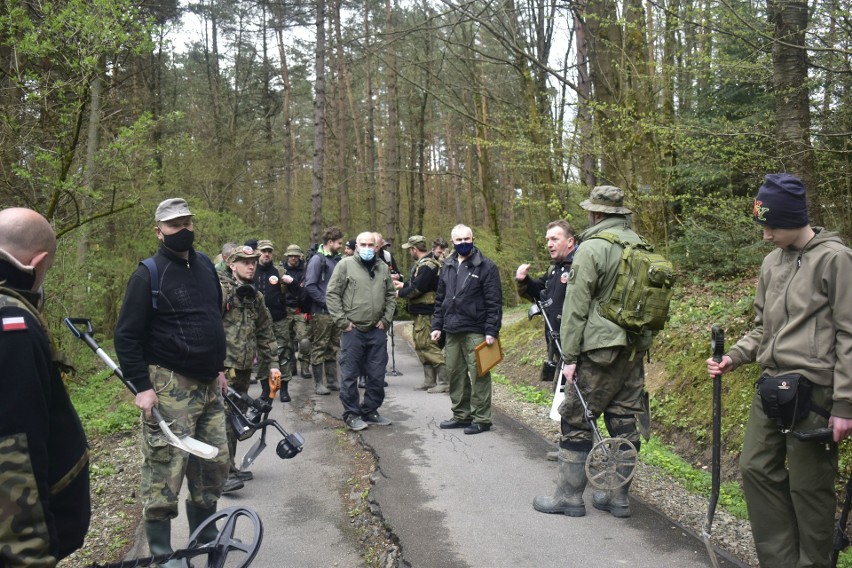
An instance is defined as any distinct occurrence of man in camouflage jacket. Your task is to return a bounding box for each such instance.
[220,245,279,492]
[0,208,90,567]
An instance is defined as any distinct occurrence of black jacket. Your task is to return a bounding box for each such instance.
[432,247,502,336]
[0,289,90,565]
[280,259,311,311]
[517,256,573,332]
[114,244,226,392]
[254,261,287,321]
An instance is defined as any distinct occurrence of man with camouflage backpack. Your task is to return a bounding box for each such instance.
[220,245,279,492]
[533,185,655,520]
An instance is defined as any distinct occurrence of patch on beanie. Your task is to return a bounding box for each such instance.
[753,199,769,223]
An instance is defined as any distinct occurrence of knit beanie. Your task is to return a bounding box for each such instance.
[753,173,809,228]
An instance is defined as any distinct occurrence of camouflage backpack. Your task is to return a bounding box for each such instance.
[590,232,675,333]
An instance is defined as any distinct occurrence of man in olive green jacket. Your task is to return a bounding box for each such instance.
[326,232,397,431]
[534,185,650,520]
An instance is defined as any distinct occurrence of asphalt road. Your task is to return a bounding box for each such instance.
[167,323,746,568]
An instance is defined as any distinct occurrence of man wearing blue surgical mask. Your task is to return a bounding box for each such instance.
[326,232,397,431]
[430,224,502,435]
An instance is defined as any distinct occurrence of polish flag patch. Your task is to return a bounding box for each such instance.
[2,316,28,331]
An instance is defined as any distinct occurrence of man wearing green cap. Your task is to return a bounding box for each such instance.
[706,173,852,567]
[220,245,279,492]
[395,235,447,392]
[280,244,313,381]
[533,185,651,520]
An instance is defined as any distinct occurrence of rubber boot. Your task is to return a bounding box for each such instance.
[592,451,635,518]
[532,449,588,517]
[145,519,182,568]
[300,362,312,378]
[325,361,340,391]
[313,364,330,395]
[427,364,450,393]
[279,380,291,402]
[186,501,219,544]
[416,365,437,390]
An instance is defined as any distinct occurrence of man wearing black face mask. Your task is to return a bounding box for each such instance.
[115,198,230,564]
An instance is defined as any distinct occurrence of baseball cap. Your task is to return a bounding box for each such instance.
[155,198,194,222]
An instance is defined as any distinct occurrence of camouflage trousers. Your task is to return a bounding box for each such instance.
[288,309,312,369]
[224,368,252,474]
[309,313,340,365]
[257,318,290,383]
[412,314,444,366]
[140,366,229,522]
[558,347,645,452]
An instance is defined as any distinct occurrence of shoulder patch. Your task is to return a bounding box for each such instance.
[2,316,28,331]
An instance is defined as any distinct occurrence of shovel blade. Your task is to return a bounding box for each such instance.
[240,435,267,470]
[701,532,721,568]
[152,408,218,460]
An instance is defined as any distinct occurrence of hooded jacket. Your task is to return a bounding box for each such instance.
[727,228,852,417]
[326,255,396,331]
[432,247,502,337]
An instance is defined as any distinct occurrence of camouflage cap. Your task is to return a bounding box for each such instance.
[257,239,274,251]
[230,245,261,261]
[579,185,632,215]
[155,198,193,222]
[284,244,304,257]
[401,235,427,251]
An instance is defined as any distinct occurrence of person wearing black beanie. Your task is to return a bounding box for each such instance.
[707,173,852,567]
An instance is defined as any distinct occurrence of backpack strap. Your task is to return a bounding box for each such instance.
[140,257,159,310]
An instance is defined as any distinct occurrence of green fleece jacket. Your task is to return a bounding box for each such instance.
[727,228,852,417]
[559,215,652,363]
[326,255,396,331]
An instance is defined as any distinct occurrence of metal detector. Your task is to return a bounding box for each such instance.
[702,325,725,568]
[527,302,638,491]
[64,318,218,460]
[87,506,262,568]
[386,322,403,376]
[223,387,305,469]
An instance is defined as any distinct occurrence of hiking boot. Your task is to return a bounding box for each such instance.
[463,423,491,435]
[533,449,588,517]
[439,419,471,429]
[221,476,245,494]
[363,411,392,426]
[345,415,368,431]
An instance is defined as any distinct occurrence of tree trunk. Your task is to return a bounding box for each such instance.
[311,0,327,243]
[768,0,820,224]
[333,0,350,232]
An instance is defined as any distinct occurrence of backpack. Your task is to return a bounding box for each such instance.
[304,243,329,281]
[589,232,674,333]
[141,252,216,310]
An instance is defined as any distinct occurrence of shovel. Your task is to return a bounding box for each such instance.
[702,325,725,568]
[64,317,218,460]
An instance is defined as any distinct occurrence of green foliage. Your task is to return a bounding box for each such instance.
[669,194,772,277]
[492,374,551,406]
[641,437,748,519]
[66,368,138,436]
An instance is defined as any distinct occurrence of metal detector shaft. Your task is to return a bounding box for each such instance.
[64,317,218,460]
[386,322,402,376]
[702,325,725,568]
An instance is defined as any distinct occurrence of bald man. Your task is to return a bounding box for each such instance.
[326,231,397,431]
[0,208,91,566]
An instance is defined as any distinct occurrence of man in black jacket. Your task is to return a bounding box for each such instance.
[431,224,502,434]
[0,207,90,567]
[516,220,576,383]
[114,198,230,566]
[254,239,290,401]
